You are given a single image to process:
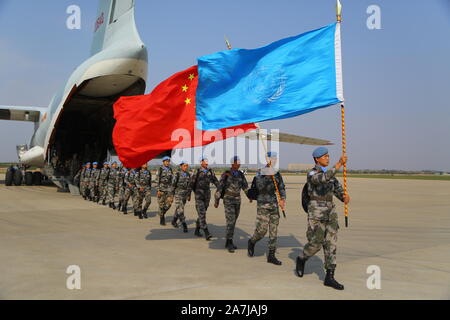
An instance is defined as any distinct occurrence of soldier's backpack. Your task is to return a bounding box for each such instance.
[301,183,310,213]
[247,176,258,200]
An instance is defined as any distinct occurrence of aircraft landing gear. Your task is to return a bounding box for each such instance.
[5,167,14,186]
[25,172,33,186]
[13,169,23,186]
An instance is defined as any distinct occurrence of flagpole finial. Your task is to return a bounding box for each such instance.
[224,36,232,50]
[336,0,342,23]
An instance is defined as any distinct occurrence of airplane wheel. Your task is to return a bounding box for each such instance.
[13,170,23,186]
[32,172,42,185]
[25,172,33,186]
[5,168,14,186]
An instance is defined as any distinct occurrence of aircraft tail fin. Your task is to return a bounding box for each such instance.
[90,0,140,56]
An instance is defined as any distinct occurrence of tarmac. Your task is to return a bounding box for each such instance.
[0,173,449,300]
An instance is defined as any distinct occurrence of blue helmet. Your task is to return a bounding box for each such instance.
[93,162,98,165]
[312,147,329,158]
[231,155,240,163]
[162,156,171,161]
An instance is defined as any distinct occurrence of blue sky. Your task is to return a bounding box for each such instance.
[0,0,449,171]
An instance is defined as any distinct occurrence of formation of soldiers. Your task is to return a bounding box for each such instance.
[73,148,350,291]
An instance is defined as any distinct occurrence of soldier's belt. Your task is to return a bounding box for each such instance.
[310,196,333,201]
[224,191,241,197]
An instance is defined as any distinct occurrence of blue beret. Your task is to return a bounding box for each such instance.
[179,160,188,165]
[111,161,118,165]
[231,156,240,163]
[103,161,109,165]
[313,147,329,158]
[162,156,171,161]
[93,162,98,165]
[267,152,278,158]
[86,162,91,165]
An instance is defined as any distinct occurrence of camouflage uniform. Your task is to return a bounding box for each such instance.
[75,167,84,195]
[302,166,345,271]
[136,169,152,216]
[106,167,120,206]
[122,169,137,214]
[81,167,91,199]
[172,169,192,224]
[156,166,174,218]
[250,169,286,250]
[89,167,101,201]
[98,166,110,204]
[214,170,249,240]
[117,168,128,210]
[192,167,219,231]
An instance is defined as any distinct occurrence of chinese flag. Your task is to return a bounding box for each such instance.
[112,66,257,168]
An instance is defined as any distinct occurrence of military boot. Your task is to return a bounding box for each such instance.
[204,228,212,241]
[171,216,178,228]
[102,199,106,206]
[194,223,202,237]
[182,222,188,233]
[267,249,282,266]
[138,211,143,220]
[247,239,256,257]
[117,201,122,211]
[324,269,344,290]
[142,209,148,219]
[230,239,237,250]
[296,256,308,278]
[111,202,116,210]
[134,210,138,217]
[160,216,166,226]
[225,239,235,253]
[122,205,128,215]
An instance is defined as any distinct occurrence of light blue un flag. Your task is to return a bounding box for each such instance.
[196,23,344,130]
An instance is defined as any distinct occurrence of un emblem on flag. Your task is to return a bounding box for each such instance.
[245,65,286,104]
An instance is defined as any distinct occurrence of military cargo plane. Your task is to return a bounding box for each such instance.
[0,0,330,193]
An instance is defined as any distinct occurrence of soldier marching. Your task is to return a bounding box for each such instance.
[155,156,174,226]
[247,152,286,266]
[191,157,219,241]
[171,161,192,233]
[295,147,350,290]
[214,156,251,253]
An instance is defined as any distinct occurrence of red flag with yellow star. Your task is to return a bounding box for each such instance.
[112,66,257,168]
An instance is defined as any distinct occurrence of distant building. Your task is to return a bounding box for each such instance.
[288,163,313,172]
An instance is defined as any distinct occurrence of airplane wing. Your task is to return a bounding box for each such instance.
[241,130,333,146]
[0,105,46,122]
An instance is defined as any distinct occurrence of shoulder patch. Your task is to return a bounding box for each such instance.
[308,170,317,176]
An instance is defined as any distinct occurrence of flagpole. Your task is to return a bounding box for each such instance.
[336,0,349,228]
